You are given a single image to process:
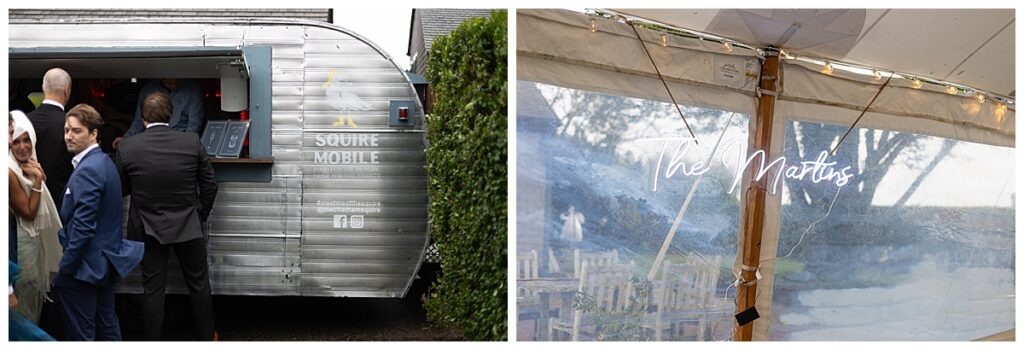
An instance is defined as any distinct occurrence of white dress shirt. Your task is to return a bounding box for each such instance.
[41,99,65,111]
[71,144,101,169]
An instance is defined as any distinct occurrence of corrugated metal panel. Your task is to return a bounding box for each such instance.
[237,24,307,295]
[10,9,332,24]
[267,25,306,182]
[206,176,302,294]
[9,23,207,47]
[297,26,427,297]
[9,19,427,298]
[272,136,304,177]
[203,26,245,47]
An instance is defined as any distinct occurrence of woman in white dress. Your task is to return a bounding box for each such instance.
[559,206,584,243]
[8,111,62,324]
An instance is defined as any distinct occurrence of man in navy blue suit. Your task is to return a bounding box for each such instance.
[55,104,143,341]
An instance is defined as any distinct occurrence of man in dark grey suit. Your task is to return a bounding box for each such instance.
[27,68,74,209]
[114,92,218,341]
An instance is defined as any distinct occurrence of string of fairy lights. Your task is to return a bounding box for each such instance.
[587,9,1015,112]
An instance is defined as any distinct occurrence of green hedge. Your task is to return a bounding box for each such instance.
[422,10,508,341]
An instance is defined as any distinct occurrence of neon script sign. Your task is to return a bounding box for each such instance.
[634,137,854,195]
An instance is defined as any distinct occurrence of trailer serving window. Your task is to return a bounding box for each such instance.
[8,46,273,181]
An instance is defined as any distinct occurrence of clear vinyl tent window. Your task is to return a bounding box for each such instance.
[767,121,1015,340]
[517,80,751,341]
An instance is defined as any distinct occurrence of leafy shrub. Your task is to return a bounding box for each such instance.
[421,10,508,341]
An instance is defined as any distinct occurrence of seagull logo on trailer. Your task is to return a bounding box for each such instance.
[324,69,371,128]
[633,137,854,195]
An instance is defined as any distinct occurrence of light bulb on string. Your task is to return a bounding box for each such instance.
[661,33,667,47]
[591,19,597,33]
[910,79,922,89]
[872,70,882,81]
[721,41,732,52]
[821,62,833,75]
[945,86,957,95]
[975,92,986,103]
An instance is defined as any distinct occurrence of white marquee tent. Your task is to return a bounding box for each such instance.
[516,8,1014,341]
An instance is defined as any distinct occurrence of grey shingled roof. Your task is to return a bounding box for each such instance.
[518,82,557,120]
[416,8,494,53]
[9,8,331,23]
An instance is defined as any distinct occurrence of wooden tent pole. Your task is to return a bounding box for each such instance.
[734,49,780,341]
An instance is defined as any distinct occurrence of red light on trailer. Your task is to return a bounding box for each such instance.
[398,107,409,121]
[240,110,248,121]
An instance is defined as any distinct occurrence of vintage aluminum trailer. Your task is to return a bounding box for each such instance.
[9,17,430,297]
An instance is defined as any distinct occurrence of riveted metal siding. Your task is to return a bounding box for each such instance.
[298,26,427,297]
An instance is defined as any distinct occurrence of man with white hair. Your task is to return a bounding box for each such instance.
[27,68,74,209]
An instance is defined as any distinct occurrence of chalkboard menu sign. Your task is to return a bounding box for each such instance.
[201,120,228,155]
[218,120,250,158]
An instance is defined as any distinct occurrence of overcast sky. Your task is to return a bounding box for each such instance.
[331,8,413,71]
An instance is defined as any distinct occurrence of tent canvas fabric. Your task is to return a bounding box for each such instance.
[607,9,1015,97]
[517,9,1014,147]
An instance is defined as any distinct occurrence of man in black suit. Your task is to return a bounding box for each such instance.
[27,68,74,209]
[114,92,218,341]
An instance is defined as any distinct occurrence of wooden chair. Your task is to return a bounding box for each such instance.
[572,249,619,278]
[517,250,540,296]
[548,261,635,341]
[517,249,542,340]
[645,255,724,341]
